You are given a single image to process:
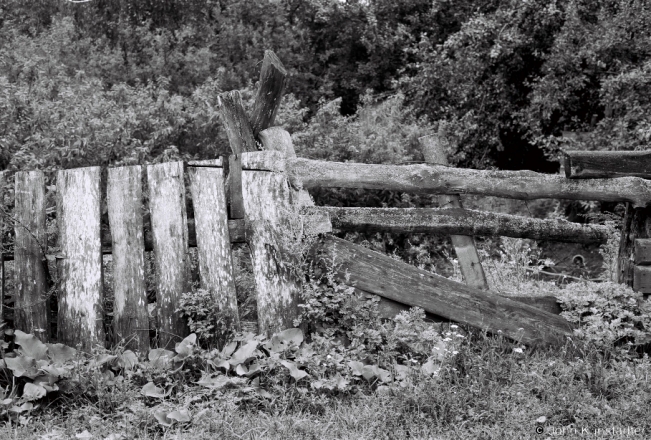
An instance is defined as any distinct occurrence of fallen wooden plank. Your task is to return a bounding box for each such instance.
[107,166,149,352]
[313,235,574,346]
[304,206,611,244]
[420,134,488,290]
[563,150,651,179]
[281,156,651,206]
[56,167,104,351]
[14,171,50,341]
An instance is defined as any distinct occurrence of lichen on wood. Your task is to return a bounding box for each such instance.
[56,167,104,351]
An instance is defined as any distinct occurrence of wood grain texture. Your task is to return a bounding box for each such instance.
[250,50,287,137]
[634,239,651,265]
[242,169,302,336]
[287,157,651,206]
[228,154,245,219]
[147,162,190,349]
[617,204,651,286]
[107,166,149,352]
[219,91,258,154]
[564,150,651,179]
[0,171,6,324]
[188,166,239,328]
[14,171,49,340]
[315,235,573,346]
[420,134,488,290]
[633,265,651,294]
[56,167,104,351]
[304,206,611,244]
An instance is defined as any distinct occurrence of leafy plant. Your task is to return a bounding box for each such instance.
[176,288,236,350]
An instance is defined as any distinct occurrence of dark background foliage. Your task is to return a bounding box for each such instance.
[2,0,651,174]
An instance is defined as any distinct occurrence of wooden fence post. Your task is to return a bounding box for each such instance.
[188,160,240,329]
[107,166,149,352]
[147,162,191,349]
[0,171,5,325]
[56,167,104,351]
[14,171,49,340]
[419,133,489,290]
[618,203,651,293]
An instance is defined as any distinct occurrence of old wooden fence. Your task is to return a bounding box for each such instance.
[1,51,650,351]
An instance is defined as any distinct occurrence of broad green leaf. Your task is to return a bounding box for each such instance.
[46,343,77,365]
[14,330,48,360]
[361,365,391,382]
[118,350,138,370]
[148,349,175,368]
[22,383,47,401]
[153,410,174,427]
[167,409,191,423]
[196,375,245,390]
[141,382,170,398]
[280,360,308,381]
[348,361,364,376]
[8,402,34,413]
[94,354,117,367]
[5,356,39,378]
[229,340,259,366]
[220,341,237,358]
[235,364,248,376]
[334,374,349,390]
[174,334,197,360]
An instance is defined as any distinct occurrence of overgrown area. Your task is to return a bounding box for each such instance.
[1,237,650,439]
[2,0,651,438]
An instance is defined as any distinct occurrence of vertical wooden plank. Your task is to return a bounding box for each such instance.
[0,171,6,325]
[188,165,240,328]
[242,169,302,336]
[107,166,149,352]
[618,204,651,287]
[14,171,49,340]
[420,133,489,290]
[56,167,104,351]
[147,162,190,349]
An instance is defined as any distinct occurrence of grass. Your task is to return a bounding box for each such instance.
[1,236,649,439]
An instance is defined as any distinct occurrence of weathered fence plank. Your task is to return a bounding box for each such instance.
[634,239,651,265]
[314,235,573,346]
[421,134,488,290]
[250,51,287,137]
[305,206,611,244]
[283,157,651,206]
[242,169,302,336]
[107,166,149,352]
[617,204,651,287]
[14,171,49,340]
[564,150,651,179]
[0,171,6,324]
[188,165,239,328]
[147,162,190,349]
[219,91,258,220]
[56,167,104,351]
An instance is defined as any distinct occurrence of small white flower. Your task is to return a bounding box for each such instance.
[513,348,523,354]
[450,325,458,329]
[452,351,458,355]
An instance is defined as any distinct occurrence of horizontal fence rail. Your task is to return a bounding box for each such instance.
[305,206,612,244]
[241,151,651,206]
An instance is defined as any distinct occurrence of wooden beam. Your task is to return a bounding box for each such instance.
[564,150,651,179]
[107,166,150,352]
[250,51,287,137]
[304,206,611,244]
[14,171,50,340]
[633,266,651,294]
[618,204,651,286]
[284,157,651,207]
[56,167,104,351]
[218,91,258,219]
[635,239,651,265]
[420,134,488,290]
[313,235,574,346]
